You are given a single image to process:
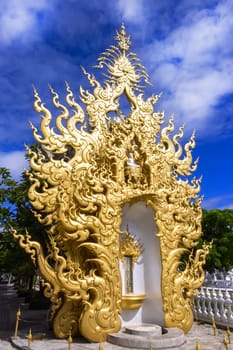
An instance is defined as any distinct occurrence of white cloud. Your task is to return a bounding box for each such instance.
[116,0,145,23]
[0,0,53,45]
[143,0,233,134]
[203,195,233,210]
[0,151,28,180]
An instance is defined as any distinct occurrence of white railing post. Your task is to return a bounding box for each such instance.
[218,289,228,324]
[200,287,207,320]
[211,287,220,321]
[225,289,233,325]
[192,270,233,328]
[206,287,213,319]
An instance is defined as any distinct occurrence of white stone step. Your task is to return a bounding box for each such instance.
[108,324,185,349]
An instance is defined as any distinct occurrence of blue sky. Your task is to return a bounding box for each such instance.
[0,0,232,209]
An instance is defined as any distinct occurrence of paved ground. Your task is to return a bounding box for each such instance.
[0,284,49,350]
[0,284,233,349]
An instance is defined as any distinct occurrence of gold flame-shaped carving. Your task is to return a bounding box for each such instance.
[119,226,143,266]
[12,24,210,341]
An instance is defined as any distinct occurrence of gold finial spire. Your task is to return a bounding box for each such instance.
[227,326,231,343]
[14,306,21,339]
[68,329,73,350]
[27,328,32,350]
[115,23,131,52]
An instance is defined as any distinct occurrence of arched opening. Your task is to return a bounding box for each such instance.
[119,201,164,326]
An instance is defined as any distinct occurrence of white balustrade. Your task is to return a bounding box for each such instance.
[193,286,233,327]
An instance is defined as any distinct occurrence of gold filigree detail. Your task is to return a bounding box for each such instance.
[12,25,209,341]
[95,23,150,91]
[119,226,143,265]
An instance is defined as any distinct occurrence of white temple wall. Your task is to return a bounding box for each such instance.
[120,201,164,326]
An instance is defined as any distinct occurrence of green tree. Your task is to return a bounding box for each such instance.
[0,168,17,279]
[201,209,233,272]
[0,167,16,223]
[0,167,46,289]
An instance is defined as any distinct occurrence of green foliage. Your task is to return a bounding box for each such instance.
[0,168,16,224]
[0,167,47,288]
[201,209,233,272]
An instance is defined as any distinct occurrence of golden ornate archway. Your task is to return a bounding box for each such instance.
[13,25,210,342]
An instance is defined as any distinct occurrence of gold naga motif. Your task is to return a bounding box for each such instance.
[12,24,210,342]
